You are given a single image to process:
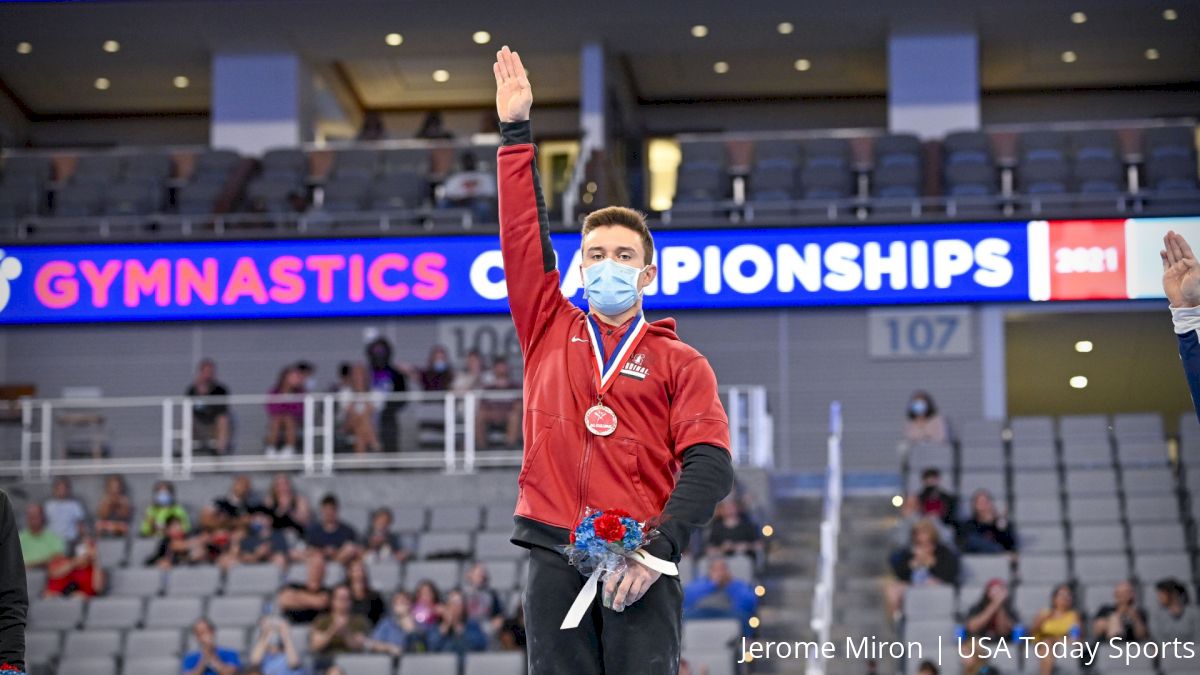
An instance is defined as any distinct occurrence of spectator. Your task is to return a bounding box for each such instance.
[358,111,385,142]
[140,480,190,537]
[296,360,318,393]
[462,562,504,639]
[44,530,105,598]
[706,497,763,561]
[366,590,424,656]
[452,350,485,395]
[0,489,27,675]
[415,111,454,140]
[1149,578,1200,643]
[440,152,498,224]
[187,358,231,455]
[146,515,203,569]
[428,589,488,656]
[223,510,288,569]
[346,556,385,625]
[1091,579,1149,643]
[413,345,454,392]
[278,550,332,624]
[683,557,758,635]
[264,472,311,536]
[305,494,360,564]
[182,617,241,675]
[362,507,411,562]
[916,662,939,675]
[19,503,64,570]
[498,603,526,651]
[43,476,87,546]
[265,365,306,456]
[338,363,382,454]
[310,584,371,667]
[366,337,408,453]
[886,518,960,621]
[411,579,442,630]
[202,474,260,530]
[249,615,304,675]
[95,475,132,538]
[904,467,958,528]
[1031,584,1083,675]
[904,390,948,445]
[961,579,1019,675]
[476,357,521,449]
[959,489,1016,554]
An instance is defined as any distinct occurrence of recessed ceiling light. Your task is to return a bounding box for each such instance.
[1074,340,1094,353]
[102,40,120,53]
[94,77,111,90]
[748,616,760,629]
[713,61,729,74]
[794,58,812,71]
[432,69,450,83]
[385,33,403,46]
[691,25,708,38]
[1061,50,1078,63]
[173,75,190,89]
[1069,375,1089,389]
[1070,11,1087,24]
[1163,8,1178,21]
[891,495,904,507]
[777,22,794,34]
[15,42,32,55]
[1145,48,1161,60]
[472,31,491,45]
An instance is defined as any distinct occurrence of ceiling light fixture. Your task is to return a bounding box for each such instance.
[794,58,811,71]
[94,77,111,90]
[1145,48,1161,60]
[1074,340,1094,353]
[16,42,32,55]
[385,33,403,46]
[777,22,794,34]
[1069,375,1089,389]
[432,69,450,82]
[173,76,190,89]
[102,40,120,53]
[713,61,729,74]
[1163,8,1178,21]
[472,31,491,45]
[691,25,708,38]
[1070,11,1087,24]
[1061,50,1078,63]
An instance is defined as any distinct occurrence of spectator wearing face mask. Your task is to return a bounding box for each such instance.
[365,337,408,453]
[904,390,948,445]
[249,615,305,675]
[140,481,190,537]
[419,345,454,392]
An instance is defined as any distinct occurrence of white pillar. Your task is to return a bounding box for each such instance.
[887,31,980,138]
[579,42,606,151]
[980,306,1007,421]
[211,53,313,155]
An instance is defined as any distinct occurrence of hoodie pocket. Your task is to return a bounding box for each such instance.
[517,411,556,486]
[619,437,658,518]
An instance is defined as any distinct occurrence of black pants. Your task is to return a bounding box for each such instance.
[524,545,682,675]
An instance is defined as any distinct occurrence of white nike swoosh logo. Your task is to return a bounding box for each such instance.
[571,337,588,343]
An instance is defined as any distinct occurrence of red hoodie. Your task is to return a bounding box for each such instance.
[498,123,730,553]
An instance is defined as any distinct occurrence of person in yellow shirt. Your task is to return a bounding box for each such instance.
[1031,583,1083,675]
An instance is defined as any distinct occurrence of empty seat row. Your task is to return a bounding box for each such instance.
[37,648,525,675]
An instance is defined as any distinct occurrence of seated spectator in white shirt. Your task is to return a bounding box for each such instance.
[43,477,87,547]
[903,390,949,445]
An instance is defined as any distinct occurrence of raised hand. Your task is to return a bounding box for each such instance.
[1162,230,1200,308]
[494,45,532,123]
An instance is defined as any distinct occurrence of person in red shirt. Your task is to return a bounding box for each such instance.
[493,45,734,674]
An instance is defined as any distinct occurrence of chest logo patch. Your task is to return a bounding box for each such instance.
[620,353,649,380]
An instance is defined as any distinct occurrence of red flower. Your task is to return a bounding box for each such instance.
[593,513,626,542]
[0,664,22,672]
[606,509,632,519]
[569,530,576,544]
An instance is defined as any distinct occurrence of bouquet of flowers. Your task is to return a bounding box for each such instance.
[558,507,678,629]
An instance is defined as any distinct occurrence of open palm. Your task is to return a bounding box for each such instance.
[1163,231,1200,308]
[493,46,532,123]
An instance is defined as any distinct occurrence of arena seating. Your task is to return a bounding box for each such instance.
[897,411,1199,675]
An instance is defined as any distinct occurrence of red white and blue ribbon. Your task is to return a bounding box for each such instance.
[586,313,649,398]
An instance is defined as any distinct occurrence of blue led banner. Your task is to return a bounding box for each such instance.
[0,220,1078,324]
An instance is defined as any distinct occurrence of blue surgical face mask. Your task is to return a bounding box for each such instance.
[155,490,173,506]
[910,399,929,416]
[582,259,647,317]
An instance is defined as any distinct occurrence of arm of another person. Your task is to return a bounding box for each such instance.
[493,46,575,355]
[0,490,27,672]
[1163,231,1200,424]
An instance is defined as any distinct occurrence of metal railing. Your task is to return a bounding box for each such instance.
[808,401,843,675]
[6,385,771,479]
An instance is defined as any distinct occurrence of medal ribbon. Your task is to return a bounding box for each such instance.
[586,313,649,399]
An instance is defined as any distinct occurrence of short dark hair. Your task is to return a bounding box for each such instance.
[321,494,339,509]
[921,467,941,481]
[1156,578,1190,603]
[581,206,654,266]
